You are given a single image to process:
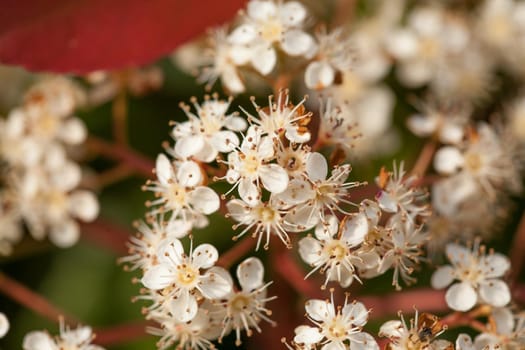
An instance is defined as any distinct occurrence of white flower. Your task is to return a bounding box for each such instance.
[431,242,511,311]
[0,312,9,338]
[305,28,354,90]
[198,28,250,94]
[298,214,368,288]
[141,237,232,322]
[144,154,220,221]
[379,310,451,350]
[223,125,289,206]
[378,218,428,290]
[228,0,316,75]
[295,293,378,350]
[148,308,219,350]
[23,320,104,350]
[171,95,247,162]
[242,90,312,143]
[215,257,276,345]
[375,162,430,220]
[279,152,361,227]
[227,196,292,250]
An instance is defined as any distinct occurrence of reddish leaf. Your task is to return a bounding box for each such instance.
[0,0,245,73]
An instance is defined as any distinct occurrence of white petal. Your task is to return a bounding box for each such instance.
[293,325,323,345]
[385,29,418,59]
[251,46,277,75]
[191,243,219,269]
[314,215,338,240]
[474,334,502,350]
[228,24,258,45]
[360,199,381,227]
[188,187,220,215]
[342,213,368,247]
[59,118,87,144]
[68,191,99,222]
[276,179,313,206]
[171,290,198,322]
[445,282,477,311]
[177,160,202,187]
[342,301,368,327]
[434,146,464,174]
[156,154,173,186]
[455,333,475,350]
[224,116,248,132]
[376,191,398,213]
[221,65,245,94]
[226,199,250,222]
[49,220,80,248]
[247,1,276,21]
[480,253,510,278]
[321,341,345,350]
[23,331,58,350]
[257,135,275,159]
[239,178,260,206]
[491,307,514,335]
[141,264,173,290]
[259,164,289,194]
[237,257,264,291]
[479,280,511,307]
[306,152,327,181]
[282,30,315,56]
[305,299,330,322]
[158,238,185,265]
[407,114,438,137]
[379,320,403,338]
[210,131,239,153]
[305,61,335,90]
[175,135,205,159]
[349,332,379,350]
[199,267,233,298]
[397,60,433,87]
[440,123,464,144]
[0,312,9,338]
[279,1,307,26]
[298,237,323,265]
[431,265,455,289]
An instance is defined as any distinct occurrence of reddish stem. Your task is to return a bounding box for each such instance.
[410,140,437,177]
[0,272,76,324]
[94,321,151,346]
[216,236,257,269]
[86,136,154,178]
[81,219,131,255]
[509,211,525,286]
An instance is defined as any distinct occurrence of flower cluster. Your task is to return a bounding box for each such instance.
[23,320,104,350]
[0,76,98,254]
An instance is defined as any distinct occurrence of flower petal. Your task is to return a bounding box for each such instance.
[199,267,233,298]
[156,154,173,186]
[342,213,368,247]
[431,265,455,289]
[298,237,323,265]
[445,282,477,311]
[191,243,218,269]
[188,186,220,215]
[282,30,315,56]
[237,257,265,291]
[479,280,511,308]
[251,45,277,75]
[259,164,289,194]
[305,299,330,322]
[141,264,173,290]
[306,152,327,182]
[171,290,198,322]
[342,301,368,327]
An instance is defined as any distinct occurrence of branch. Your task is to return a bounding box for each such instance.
[216,236,256,269]
[81,219,132,256]
[0,272,76,324]
[94,321,152,346]
[86,136,154,178]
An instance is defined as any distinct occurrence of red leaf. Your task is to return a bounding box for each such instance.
[0,0,245,73]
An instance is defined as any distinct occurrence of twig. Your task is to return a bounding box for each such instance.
[86,136,154,178]
[81,219,132,256]
[94,321,151,346]
[216,236,257,269]
[0,272,76,324]
[410,140,437,177]
[509,210,525,286]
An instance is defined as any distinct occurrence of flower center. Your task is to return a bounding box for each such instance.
[35,114,59,139]
[241,153,260,175]
[325,240,347,261]
[419,37,440,60]
[257,206,277,223]
[464,152,482,173]
[176,264,199,287]
[260,19,283,43]
[166,183,188,209]
[323,316,347,341]
[229,293,252,313]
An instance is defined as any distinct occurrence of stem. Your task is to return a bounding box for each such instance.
[410,140,437,177]
[81,219,131,256]
[332,0,357,27]
[510,210,525,286]
[216,236,256,269]
[86,136,154,178]
[441,311,487,333]
[94,321,151,346]
[0,272,76,324]
[112,71,129,145]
